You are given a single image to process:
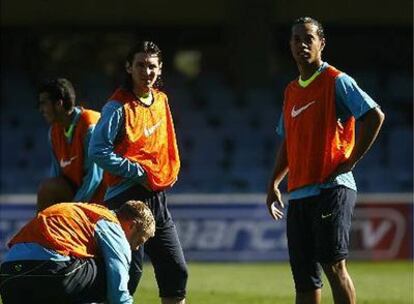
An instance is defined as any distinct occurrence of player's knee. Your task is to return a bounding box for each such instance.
[331,260,347,273]
[176,263,188,285]
[323,259,348,280]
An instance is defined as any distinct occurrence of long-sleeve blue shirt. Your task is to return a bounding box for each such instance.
[4,219,133,304]
[88,101,147,200]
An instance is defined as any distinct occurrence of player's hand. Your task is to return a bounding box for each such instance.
[266,185,284,220]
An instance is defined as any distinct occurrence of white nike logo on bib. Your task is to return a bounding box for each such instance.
[60,156,77,168]
[291,101,316,118]
[144,120,162,137]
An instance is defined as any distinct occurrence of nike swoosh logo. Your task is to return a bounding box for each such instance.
[321,213,333,219]
[60,156,77,168]
[144,120,162,137]
[291,101,316,118]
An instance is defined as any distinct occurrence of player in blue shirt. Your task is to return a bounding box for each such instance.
[266,17,385,304]
[0,200,155,304]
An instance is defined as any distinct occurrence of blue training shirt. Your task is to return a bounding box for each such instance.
[94,219,133,304]
[88,101,147,200]
[277,62,379,200]
[4,219,133,304]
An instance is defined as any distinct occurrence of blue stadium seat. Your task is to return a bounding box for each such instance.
[385,126,413,190]
[384,73,413,101]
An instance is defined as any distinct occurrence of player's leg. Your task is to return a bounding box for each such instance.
[161,297,186,304]
[144,191,188,304]
[321,259,356,304]
[128,246,145,295]
[0,260,64,304]
[0,259,97,304]
[147,229,187,304]
[287,197,323,304]
[105,186,188,302]
[37,176,74,211]
[0,260,27,303]
[315,186,357,304]
[104,186,149,295]
[63,258,107,303]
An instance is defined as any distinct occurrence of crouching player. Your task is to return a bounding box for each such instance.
[0,200,155,304]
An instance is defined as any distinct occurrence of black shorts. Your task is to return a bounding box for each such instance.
[105,185,188,298]
[287,186,357,292]
[0,258,105,304]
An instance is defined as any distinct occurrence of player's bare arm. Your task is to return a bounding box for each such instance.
[266,140,288,220]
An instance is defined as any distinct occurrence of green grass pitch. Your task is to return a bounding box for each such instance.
[136,261,413,304]
[0,261,411,303]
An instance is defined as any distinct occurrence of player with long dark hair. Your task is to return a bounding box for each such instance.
[89,41,187,304]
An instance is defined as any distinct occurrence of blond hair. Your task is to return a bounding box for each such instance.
[117,200,155,237]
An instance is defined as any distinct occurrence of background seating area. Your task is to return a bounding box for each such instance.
[1,27,412,194]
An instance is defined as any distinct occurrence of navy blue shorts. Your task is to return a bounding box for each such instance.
[105,185,188,299]
[287,186,357,292]
[0,258,106,304]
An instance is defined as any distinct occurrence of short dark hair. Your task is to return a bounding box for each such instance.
[38,78,76,111]
[292,17,325,39]
[124,40,163,90]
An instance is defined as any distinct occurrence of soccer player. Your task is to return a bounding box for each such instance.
[89,41,187,304]
[37,78,106,211]
[266,17,385,304]
[0,200,155,304]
